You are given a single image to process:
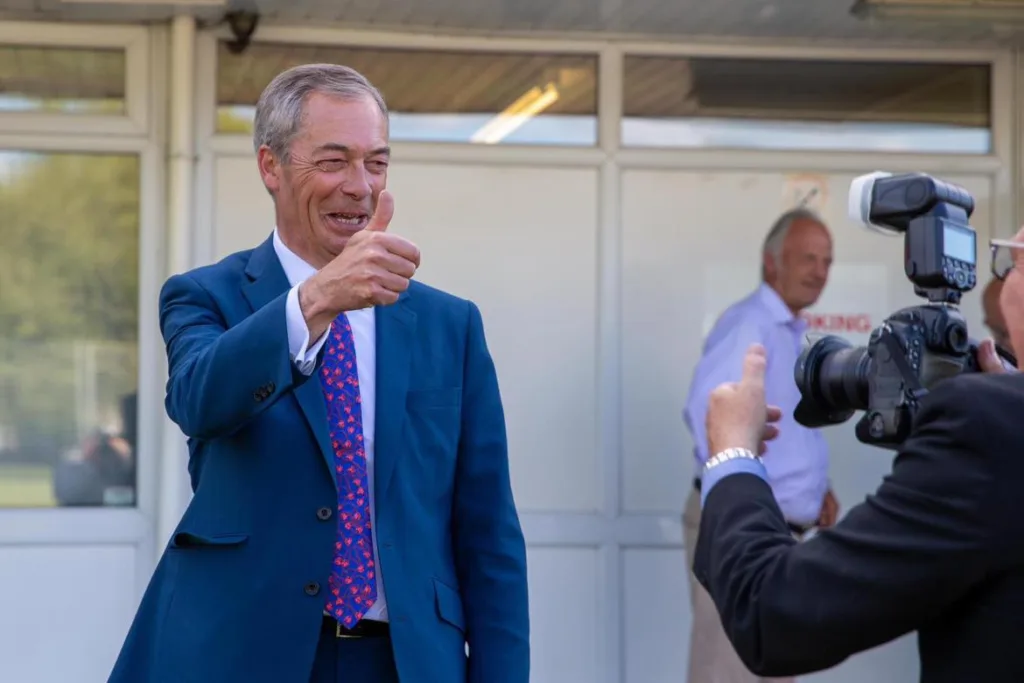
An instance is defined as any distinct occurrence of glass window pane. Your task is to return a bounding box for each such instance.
[0,151,139,508]
[0,45,126,115]
[622,56,991,154]
[216,41,598,146]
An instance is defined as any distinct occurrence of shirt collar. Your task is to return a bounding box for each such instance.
[272,227,317,288]
[757,282,806,331]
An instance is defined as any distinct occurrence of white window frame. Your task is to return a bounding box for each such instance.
[0,21,150,136]
[195,25,1016,683]
[0,21,166,595]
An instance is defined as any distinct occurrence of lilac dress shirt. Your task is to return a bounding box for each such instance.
[684,283,829,525]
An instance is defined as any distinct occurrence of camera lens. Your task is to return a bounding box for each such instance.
[944,321,968,354]
[793,335,871,428]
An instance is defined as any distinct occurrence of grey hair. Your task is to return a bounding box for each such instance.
[760,207,826,280]
[253,63,389,162]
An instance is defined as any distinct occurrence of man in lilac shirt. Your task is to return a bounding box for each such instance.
[681,207,836,683]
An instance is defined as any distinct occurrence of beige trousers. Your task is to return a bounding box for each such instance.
[682,488,796,683]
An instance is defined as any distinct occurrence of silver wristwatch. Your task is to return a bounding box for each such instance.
[704,447,762,473]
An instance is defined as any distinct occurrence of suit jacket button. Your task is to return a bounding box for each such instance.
[317,507,332,521]
[266,382,276,393]
[253,390,264,402]
[304,582,320,596]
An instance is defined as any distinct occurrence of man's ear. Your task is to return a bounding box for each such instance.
[762,251,777,283]
[256,146,281,194]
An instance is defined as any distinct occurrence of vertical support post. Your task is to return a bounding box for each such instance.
[158,13,197,552]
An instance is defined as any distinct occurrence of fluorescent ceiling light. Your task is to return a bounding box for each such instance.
[852,0,1024,21]
[470,83,560,145]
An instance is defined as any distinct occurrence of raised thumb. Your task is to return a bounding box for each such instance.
[741,343,768,386]
[365,190,394,232]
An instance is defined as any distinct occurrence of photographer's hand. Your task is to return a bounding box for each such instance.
[977,338,1012,374]
[818,489,840,528]
[707,344,783,456]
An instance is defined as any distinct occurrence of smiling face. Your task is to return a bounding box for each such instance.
[764,218,833,314]
[257,92,391,269]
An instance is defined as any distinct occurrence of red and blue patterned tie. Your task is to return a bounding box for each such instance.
[319,313,377,627]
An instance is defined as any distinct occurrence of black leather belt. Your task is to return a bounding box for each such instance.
[321,615,390,639]
[693,477,813,536]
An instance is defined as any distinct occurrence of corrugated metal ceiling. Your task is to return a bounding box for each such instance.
[0,0,1020,46]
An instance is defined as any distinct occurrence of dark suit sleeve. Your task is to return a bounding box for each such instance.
[451,301,530,683]
[694,373,1018,677]
[159,273,312,440]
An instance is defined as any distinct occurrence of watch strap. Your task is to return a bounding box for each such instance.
[704,447,762,472]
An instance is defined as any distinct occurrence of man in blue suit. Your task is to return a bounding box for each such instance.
[109,63,530,683]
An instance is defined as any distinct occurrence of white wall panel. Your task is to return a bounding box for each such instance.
[620,169,992,516]
[623,548,691,683]
[0,545,137,683]
[213,157,602,513]
[212,156,274,259]
[526,547,602,683]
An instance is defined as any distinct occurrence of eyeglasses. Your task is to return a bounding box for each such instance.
[990,238,1024,280]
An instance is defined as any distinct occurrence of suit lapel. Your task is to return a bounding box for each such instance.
[374,292,416,502]
[241,236,336,486]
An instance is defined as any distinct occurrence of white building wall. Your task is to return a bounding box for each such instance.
[0,19,1018,683]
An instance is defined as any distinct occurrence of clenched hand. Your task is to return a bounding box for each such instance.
[706,343,783,458]
[299,190,420,338]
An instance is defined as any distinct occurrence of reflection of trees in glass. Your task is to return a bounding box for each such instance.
[0,152,139,464]
[0,46,126,115]
[217,107,255,134]
[0,97,124,115]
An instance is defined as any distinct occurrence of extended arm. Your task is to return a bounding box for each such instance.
[452,302,530,683]
[159,273,328,440]
[694,377,1007,677]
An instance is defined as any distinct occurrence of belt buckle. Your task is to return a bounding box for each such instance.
[336,621,360,639]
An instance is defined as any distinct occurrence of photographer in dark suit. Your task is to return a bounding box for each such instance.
[692,226,1024,682]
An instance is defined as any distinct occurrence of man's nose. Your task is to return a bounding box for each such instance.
[339,165,372,199]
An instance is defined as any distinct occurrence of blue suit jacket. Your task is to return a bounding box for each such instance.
[109,236,530,683]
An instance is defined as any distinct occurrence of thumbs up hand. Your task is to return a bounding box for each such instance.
[706,344,783,457]
[363,189,395,234]
[302,190,421,318]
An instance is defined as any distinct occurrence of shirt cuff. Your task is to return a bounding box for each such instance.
[285,284,331,375]
[700,456,769,508]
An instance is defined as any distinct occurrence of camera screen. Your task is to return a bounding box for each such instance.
[943,224,975,264]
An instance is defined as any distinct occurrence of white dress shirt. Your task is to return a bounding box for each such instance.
[273,228,388,623]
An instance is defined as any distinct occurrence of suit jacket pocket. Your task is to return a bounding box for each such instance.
[434,578,466,633]
[170,531,250,549]
[406,389,462,487]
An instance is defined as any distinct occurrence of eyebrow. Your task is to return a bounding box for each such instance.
[313,143,391,157]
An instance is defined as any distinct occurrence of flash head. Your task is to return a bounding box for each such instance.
[847,171,975,236]
[849,171,899,236]
[846,171,977,305]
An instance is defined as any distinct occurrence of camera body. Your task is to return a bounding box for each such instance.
[793,171,990,450]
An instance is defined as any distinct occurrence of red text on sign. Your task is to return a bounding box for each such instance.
[801,313,873,333]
